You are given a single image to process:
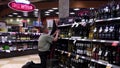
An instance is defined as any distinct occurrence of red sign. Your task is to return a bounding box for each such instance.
[8,1,35,12]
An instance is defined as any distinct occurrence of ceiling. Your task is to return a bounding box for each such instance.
[0,0,119,19]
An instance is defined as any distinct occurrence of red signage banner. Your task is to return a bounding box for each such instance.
[8,1,35,12]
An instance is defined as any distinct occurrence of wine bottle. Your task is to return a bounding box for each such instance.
[111,3,117,18]
[104,6,111,19]
[104,25,109,40]
[116,4,120,17]
[98,26,103,39]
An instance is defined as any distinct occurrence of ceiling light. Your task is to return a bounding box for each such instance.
[74,8,80,11]
[27,19,30,22]
[70,12,75,15]
[52,8,58,10]
[56,12,59,14]
[13,13,18,15]
[90,8,94,10]
[16,18,20,22]
[48,9,54,12]
[8,15,13,17]
[45,11,50,13]
[17,16,21,17]
[45,14,50,16]
[10,19,13,22]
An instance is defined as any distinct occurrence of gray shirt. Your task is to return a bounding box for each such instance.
[38,34,53,51]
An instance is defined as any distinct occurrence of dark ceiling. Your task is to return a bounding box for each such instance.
[0,0,120,19]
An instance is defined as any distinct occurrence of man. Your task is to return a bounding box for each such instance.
[38,26,59,68]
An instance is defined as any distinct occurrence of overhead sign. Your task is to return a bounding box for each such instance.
[8,1,35,12]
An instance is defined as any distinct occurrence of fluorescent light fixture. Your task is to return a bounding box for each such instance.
[74,8,80,11]
[52,8,58,10]
[17,15,21,17]
[13,13,18,15]
[56,12,59,14]
[45,14,50,16]
[70,12,75,15]
[45,11,50,13]
[48,9,54,12]
[8,15,13,17]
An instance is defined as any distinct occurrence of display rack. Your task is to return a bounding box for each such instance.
[55,15,120,68]
[0,32,40,58]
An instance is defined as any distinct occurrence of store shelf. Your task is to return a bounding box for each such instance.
[58,17,120,28]
[95,17,120,22]
[58,24,72,27]
[8,32,41,35]
[0,40,38,43]
[60,37,119,44]
[55,49,120,68]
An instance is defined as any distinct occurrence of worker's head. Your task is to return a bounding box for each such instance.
[41,26,49,34]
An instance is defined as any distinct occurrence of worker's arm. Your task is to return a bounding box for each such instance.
[53,30,60,42]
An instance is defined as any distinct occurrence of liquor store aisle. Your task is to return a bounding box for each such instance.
[0,54,40,68]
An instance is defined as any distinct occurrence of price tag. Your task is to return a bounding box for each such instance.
[73,40,76,44]
[106,64,112,68]
[104,52,108,56]
[98,50,102,55]
[75,55,79,59]
[72,24,75,27]
[68,52,71,57]
[92,47,96,52]
[91,59,95,62]
[81,56,85,59]
[75,23,79,27]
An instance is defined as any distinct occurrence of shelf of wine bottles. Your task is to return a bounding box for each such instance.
[55,48,120,68]
[57,2,120,68]
[0,32,40,58]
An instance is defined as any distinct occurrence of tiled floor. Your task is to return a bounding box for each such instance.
[0,54,40,68]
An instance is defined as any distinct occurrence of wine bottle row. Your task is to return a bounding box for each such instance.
[93,23,120,40]
[73,42,120,66]
[96,3,120,19]
[0,42,38,52]
[0,32,40,42]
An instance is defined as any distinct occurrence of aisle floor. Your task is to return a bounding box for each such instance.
[0,54,40,68]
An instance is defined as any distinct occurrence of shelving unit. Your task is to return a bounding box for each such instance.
[55,49,120,68]
[58,17,120,27]
[0,32,40,58]
[55,14,120,68]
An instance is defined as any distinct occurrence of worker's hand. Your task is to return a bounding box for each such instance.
[55,29,60,34]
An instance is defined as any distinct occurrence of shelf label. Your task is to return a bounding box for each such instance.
[106,64,112,68]
[75,55,79,59]
[68,52,71,57]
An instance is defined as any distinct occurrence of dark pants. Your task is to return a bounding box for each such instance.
[38,51,50,68]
